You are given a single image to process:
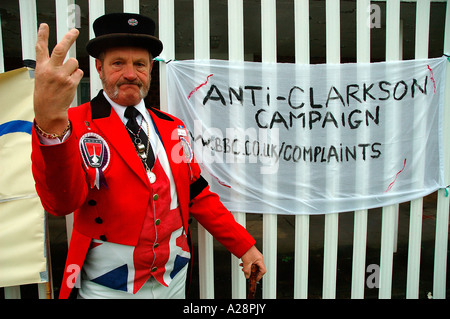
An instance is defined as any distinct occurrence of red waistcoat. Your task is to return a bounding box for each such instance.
[31,91,255,299]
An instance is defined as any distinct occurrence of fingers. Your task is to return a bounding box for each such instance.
[50,28,80,67]
[35,23,50,63]
[36,24,81,75]
[72,68,84,84]
[33,24,82,133]
[254,260,266,282]
[239,263,249,278]
[35,24,82,80]
[241,262,252,279]
[240,261,266,282]
[62,57,80,76]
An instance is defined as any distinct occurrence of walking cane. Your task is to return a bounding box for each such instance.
[247,264,259,299]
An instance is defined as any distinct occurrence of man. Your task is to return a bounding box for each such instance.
[32,13,265,299]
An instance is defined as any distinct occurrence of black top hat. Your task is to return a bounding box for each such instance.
[86,13,163,58]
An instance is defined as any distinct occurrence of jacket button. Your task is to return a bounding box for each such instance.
[99,235,107,241]
[153,243,159,248]
[153,194,159,201]
[151,267,158,272]
[95,217,103,224]
[88,200,97,206]
[155,219,161,226]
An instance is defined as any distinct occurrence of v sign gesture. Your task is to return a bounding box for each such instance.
[34,23,84,137]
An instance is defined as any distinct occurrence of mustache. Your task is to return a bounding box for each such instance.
[117,80,143,87]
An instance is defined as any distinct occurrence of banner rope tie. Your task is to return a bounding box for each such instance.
[153,57,175,63]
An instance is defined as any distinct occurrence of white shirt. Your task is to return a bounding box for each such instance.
[102,91,158,153]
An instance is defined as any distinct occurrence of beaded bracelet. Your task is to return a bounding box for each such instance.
[35,121,71,140]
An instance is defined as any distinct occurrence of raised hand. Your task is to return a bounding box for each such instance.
[34,23,83,135]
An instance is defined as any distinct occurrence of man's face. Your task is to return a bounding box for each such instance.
[96,47,153,106]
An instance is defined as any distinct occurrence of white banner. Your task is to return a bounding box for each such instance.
[0,67,47,286]
[167,57,446,215]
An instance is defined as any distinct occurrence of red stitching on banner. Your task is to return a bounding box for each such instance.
[427,65,436,93]
[385,158,407,192]
[187,74,214,99]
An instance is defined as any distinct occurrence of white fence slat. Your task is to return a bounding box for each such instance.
[444,0,450,184]
[379,0,401,299]
[158,0,175,61]
[228,0,244,62]
[261,0,277,63]
[55,0,78,103]
[193,0,214,299]
[434,189,450,299]
[356,0,370,62]
[158,0,174,113]
[351,0,371,300]
[194,0,210,60]
[88,0,104,99]
[325,0,340,64]
[18,0,37,62]
[262,214,277,299]
[379,204,397,298]
[294,215,309,298]
[406,0,431,299]
[3,286,21,299]
[56,0,75,52]
[123,0,139,14]
[294,0,310,64]
[197,224,214,299]
[323,213,339,299]
[386,0,401,61]
[293,0,310,300]
[37,282,49,299]
[231,213,246,299]
[414,0,430,59]
[433,0,450,299]
[261,0,278,299]
[322,0,340,300]
[407,199,424,298]
[228,0,247,299]
[351,210,368,298]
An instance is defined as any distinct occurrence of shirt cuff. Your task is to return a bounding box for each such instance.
[35,127,72,145]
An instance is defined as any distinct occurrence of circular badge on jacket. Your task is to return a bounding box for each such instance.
[180,136,193,163]
[79,132,110,171]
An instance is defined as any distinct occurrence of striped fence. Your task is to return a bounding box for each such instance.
[1,0,449,299]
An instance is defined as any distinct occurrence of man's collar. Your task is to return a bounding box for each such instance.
[90,89,174,122]
[102,91,146,124]
[91,90,112,119]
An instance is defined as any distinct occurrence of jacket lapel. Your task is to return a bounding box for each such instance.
[147,107,191,229]
[90,91,149,187]
[146,106,181,183]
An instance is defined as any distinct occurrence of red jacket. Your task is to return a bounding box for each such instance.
[31,91,255,298]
